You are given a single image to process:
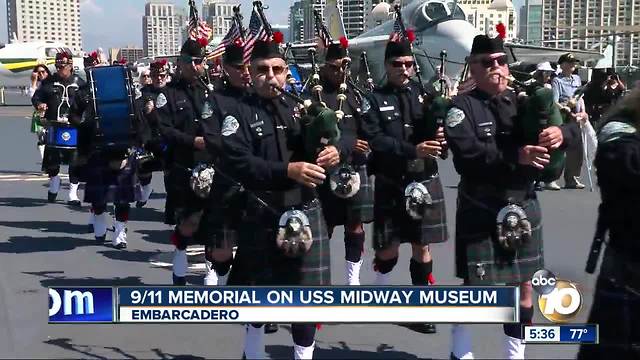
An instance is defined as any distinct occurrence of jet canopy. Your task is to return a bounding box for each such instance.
[412,0,467,31]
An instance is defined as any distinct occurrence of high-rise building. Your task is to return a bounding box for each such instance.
[519,0,543,45]
[110,46,145,63]
[289,1,305,43]
[542,0,640,68]
[6,0,82,52]
[143,0,181,57]
[343,0,384,38]
[303,0,344,42]
[202,0,237,38]
[458,0,517,40]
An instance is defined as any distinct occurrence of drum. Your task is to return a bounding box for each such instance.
[86,65,135,149]
[45,123,78,149]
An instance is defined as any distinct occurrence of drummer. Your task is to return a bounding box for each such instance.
[32,51,86,206]
[69,64,138,249]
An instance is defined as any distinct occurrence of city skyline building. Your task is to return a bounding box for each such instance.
[6,0,83,52]
[541,0,640,68]
[458,0,517,40]
[143,0,181,57]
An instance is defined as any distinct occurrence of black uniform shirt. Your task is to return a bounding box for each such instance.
[32,73,86,121]
[446,88,578,189]
[362,80,438,180]
[221,94,304,193]
[154,78,211,168]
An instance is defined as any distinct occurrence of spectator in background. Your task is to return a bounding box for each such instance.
[29,64,51,160]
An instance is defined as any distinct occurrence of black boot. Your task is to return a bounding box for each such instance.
[172,274,186,286]
[264,323,279,334]
[47,192,57,203]
[67,200,81,207]
[404,323,437,334]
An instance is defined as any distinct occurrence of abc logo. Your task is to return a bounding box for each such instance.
[532,269,582,323]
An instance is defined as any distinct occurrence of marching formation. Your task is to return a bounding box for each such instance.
[29,1,633,359]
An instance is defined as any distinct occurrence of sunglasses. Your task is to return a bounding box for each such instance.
[256,65,286,76]
[141,74,151,78]
[325,63,343,71]
[55,64,70,69]
[153,73,167,79]
[473,54,508,68]
[391,60,415,69]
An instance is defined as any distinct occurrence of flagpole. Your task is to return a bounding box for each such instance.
[253,1,273,37]
[393,4,426,95]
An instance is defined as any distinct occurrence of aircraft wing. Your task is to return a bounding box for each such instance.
[504,43,604,65]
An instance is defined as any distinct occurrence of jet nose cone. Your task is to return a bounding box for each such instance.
[431,19,479,54]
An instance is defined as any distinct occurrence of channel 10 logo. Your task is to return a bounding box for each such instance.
[48,287,114,323]
[532,269,582,323]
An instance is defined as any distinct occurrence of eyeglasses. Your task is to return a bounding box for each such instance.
[256,65,286,76]
[473,54,508,68]
[391,60,415,69]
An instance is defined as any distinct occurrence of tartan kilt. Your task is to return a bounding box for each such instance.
[82,152,138,205]
[193,184,243,249]
[42,146,76,171]
[454,188,543,285]
[577,247,640,359]
[228,199,331,287]
[319,164,374,227]
[165,165,209,244]
[372,174,448,250]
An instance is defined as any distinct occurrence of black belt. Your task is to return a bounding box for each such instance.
[459,180,534,202]
[256,187,317,209]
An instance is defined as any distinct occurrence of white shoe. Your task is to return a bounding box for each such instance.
[38,145,45,160]
[141,184,153,202]
[345,259,363,285]
[94,213,108,239]
[451,324,474,359]
[112,221,127,248]
[49,175,61,194]
[544,181,561,190]
[68,182,80,202]
[243,325,265,359]
[374,271,392,286]
[293,342,315,360]
[204,260,218,286]
[502,335,525,359]
[173,249,188,278]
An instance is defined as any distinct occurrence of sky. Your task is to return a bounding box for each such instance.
[0,0,524,50]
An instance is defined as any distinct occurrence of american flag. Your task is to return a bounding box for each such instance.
[208,21,242,59]
[187,0,212,41]
[389,15,405,42]
[243,9,269,64]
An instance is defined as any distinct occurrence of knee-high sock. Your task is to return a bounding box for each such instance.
[173,250,188,277]
[292,323,316,359]
[49,175,61,194]
[451,324,474,359]
[373,257,397,285]
[502,306,532,359]
[243,324,265,359]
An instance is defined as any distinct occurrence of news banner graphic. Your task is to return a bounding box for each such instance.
[523,324,599,344]
[49,286,519,324]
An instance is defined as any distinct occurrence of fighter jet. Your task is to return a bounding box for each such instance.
[323,0,479,89]
[0,39,84,88]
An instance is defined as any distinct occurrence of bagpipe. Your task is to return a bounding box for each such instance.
[517,81,566,182]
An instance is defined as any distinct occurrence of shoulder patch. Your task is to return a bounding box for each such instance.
[155,93,167,109]
[598,121,637,144]
[221,115,240,137]
[446,107,465,128]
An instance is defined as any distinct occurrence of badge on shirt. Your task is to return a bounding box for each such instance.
[201,101,213,119]
[155,93,167,109]
[360,97,371,114]
[222,115,240,137]
[446,108,465,128]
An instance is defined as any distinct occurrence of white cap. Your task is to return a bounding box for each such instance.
[536,62,554,72]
